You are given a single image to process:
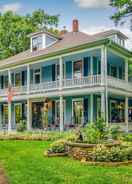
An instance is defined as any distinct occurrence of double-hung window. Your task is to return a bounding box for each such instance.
[33,69,41,84]
[32,36,43,51]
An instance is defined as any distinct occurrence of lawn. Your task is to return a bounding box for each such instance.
[0,141,132,184]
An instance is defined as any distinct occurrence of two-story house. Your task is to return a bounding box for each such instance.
[0,19,132,131]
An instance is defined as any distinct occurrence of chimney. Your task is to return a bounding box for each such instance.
[72,19,79,32]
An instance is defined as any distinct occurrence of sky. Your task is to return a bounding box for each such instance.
[0,0,131,50]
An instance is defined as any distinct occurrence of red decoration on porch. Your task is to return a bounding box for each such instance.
[7,84,14,103]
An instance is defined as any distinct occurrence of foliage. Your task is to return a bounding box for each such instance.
[122,133,132,142]
[0,130,76,141]
[80,119,108,144]
[16,120,27,132]
[82,124,101,144]
[48,139,67,153]
[92,144,128,162]
[94,118,107,139]
[0,9,59,59]
[109,125,121,140]
[110,0,132,30]
[126,146,132,160]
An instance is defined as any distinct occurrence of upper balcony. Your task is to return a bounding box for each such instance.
[0,47,131,98]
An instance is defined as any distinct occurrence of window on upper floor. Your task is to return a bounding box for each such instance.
[32,36,43,52]
[73,60,82,79]
[33,69,41,84]
[15,73,21,87]
[0,75,8,89]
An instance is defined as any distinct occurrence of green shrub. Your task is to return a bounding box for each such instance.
[122,133,132,142]
[109,125,121,140]
[48,139,67,154]
[91,144,128,162]
[82,124,101,144]
[17,120,26,132]
[91,144,110,162]
[126,147,132,160]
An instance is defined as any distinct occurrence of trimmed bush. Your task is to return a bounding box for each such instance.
[91,144,128,162]
[48,139,67,154]
[82,124,101,144]
[109,125,121,140]
[16,120,26,132]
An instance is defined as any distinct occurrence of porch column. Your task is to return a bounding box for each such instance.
[101,46,107,85]
[27,64,30,94]
[125,97,129,132]
[90,94,93,123]
[101,92,105,120]
[101,46,108,125]
[27,99,32,131]
[8,69,12,131]
[125,60,128,82]
[59,56,63,90]
[59,95,64,131]
[90,56,93,75]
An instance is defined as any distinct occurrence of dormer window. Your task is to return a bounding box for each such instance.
[32,36,43,52]
[29,31,61,52]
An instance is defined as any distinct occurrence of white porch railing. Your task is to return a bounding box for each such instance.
[63,75,102,88]
[0,88,8,96]
[107,76,132,92]
[13,86,27,95]
[30,80,59,93]
[0,75,132,97]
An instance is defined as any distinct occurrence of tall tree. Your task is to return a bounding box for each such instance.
[0,9,59,59]
[111,0,132,30]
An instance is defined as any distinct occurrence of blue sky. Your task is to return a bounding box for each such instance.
[0,0,131,49]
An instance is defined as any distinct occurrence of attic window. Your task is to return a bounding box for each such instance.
[32,36,43,51]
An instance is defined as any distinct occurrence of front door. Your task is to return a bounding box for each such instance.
[73,99,84,125]
[32,102,43,129]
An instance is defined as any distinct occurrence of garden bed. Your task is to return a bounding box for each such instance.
[45,152,68,157]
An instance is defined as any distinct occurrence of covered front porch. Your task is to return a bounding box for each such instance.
[0,93,132,131]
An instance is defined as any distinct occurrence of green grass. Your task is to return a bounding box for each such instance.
[0,141,132,184]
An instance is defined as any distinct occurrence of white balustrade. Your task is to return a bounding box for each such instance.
[107,76,132,92]
[0,75,132,97]
[63,75,101,88]
[30,80,59,93]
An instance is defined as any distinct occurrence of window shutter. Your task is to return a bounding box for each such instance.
[52,64,56,81]
[84,57,90,76]
[66,61,72,79]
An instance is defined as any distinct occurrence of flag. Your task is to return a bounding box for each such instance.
[7,84,13,103]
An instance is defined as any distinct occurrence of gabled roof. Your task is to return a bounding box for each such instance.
[28,30,62,40]
[93,29,128,40]
[0,30,131,68]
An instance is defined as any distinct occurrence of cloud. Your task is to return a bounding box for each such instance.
[82,25,132,50]
[74,0,110,8]
[0,2,22,13]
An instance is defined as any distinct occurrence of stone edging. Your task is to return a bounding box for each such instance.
[81,160,132,167]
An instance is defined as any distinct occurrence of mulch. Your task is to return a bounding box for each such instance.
[0,168,9,184]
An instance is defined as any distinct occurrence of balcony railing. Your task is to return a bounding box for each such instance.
[0,75,132,97]
[107,76,132,92]
[63,75,101,88]
[30,80,59,94]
